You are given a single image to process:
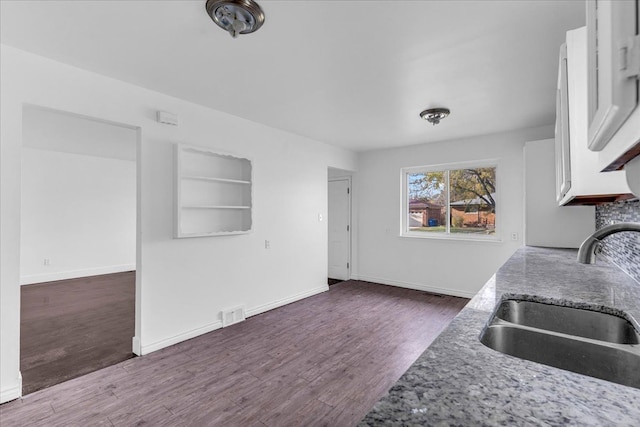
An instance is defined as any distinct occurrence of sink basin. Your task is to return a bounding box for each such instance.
[494,300,639,344]
[480,298,640,389]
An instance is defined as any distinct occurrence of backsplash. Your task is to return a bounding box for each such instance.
[595,199,640,283]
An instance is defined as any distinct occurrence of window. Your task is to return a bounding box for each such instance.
[402,162,498,240]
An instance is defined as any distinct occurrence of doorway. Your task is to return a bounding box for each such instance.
[328,170,352,284]
[19,106,139,394]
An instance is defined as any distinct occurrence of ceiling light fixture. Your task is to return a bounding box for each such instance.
[420,108,450,125]
[205,0,265,38]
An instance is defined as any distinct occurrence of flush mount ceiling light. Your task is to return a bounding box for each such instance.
[420,108,450,125]
[205,0,265,38]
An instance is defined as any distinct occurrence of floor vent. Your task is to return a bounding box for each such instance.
[221,305,246,327]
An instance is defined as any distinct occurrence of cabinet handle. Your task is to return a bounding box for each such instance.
[620,35,640,78]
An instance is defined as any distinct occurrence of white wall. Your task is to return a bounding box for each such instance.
[524,139,594,248]
[0,45,357,402]
[20,148,136,284]
[328,167,354,179]
[355,126,554,298]
[22,106,137,161]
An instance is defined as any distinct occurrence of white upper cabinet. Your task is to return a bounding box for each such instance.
[586,0,640,170]
[556,27,632,206]
[555,43,572,202]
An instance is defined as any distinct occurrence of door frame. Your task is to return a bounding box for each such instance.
[17,105,143,397]
[328,176,352,281]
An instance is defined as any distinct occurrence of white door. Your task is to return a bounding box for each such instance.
[328,178,350,280]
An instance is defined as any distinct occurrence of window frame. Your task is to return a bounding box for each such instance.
[400,159,501,242]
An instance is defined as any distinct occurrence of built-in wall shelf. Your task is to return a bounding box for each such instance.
[181,205,251,210]
[174,144,252,238]
[181,176,251,185]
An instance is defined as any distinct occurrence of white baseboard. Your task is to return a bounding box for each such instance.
[132,336,141,356]
[354,275,476,299]
[1,372,22,404]
[20,264,136,285]
[246,285,329,318]
[138,284,329,356]
[140,319,223,355]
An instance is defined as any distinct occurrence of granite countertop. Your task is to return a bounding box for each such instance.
[359,246,640,426]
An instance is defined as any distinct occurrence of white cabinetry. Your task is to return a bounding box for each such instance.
[555,42,571,202]
[174,144,252,237]
[556,27,632,206]
[586,0,640,171]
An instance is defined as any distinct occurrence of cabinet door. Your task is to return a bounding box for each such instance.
[587,0,638,151]
[556,43,571,202]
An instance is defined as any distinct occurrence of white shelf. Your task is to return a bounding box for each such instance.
[182,205,251,210]
[174,144,252,238]
[181,175,251,185]
[180,230,252,238]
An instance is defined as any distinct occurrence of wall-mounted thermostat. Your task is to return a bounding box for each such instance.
[156,111,178,126]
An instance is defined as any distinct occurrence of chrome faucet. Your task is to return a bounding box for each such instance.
[577,222,640,264]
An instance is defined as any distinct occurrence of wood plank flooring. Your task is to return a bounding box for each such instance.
[2,280,468,427]
[20,271,135,395]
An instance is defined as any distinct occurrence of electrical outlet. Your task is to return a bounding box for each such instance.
[511,232,518,241]
[43,258,51,266]
[265,240,270,249]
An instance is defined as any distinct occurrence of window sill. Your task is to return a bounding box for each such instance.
[400,233,504,243]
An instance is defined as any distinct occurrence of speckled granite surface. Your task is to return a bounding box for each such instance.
[359,246,640,426]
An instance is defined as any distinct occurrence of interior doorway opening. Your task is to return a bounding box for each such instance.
[19,106,140,395]
[328,168,353,286]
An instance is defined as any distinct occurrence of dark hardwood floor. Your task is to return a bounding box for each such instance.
[20,271,135,395]
[2,280,468,427]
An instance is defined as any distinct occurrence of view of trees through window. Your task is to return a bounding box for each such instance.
[407,167,496,235]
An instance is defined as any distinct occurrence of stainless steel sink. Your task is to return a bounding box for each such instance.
[480,298,640,389]
[494,300,639,344]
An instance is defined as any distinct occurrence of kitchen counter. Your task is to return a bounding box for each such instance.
[359,246,640,426]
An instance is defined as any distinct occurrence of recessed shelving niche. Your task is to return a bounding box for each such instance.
[174,144,252,237]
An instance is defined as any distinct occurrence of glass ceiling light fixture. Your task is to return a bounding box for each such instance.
[205,0,265,38]
[420,108,450,125]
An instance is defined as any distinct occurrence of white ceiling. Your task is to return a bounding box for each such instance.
[0,0,585,151]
